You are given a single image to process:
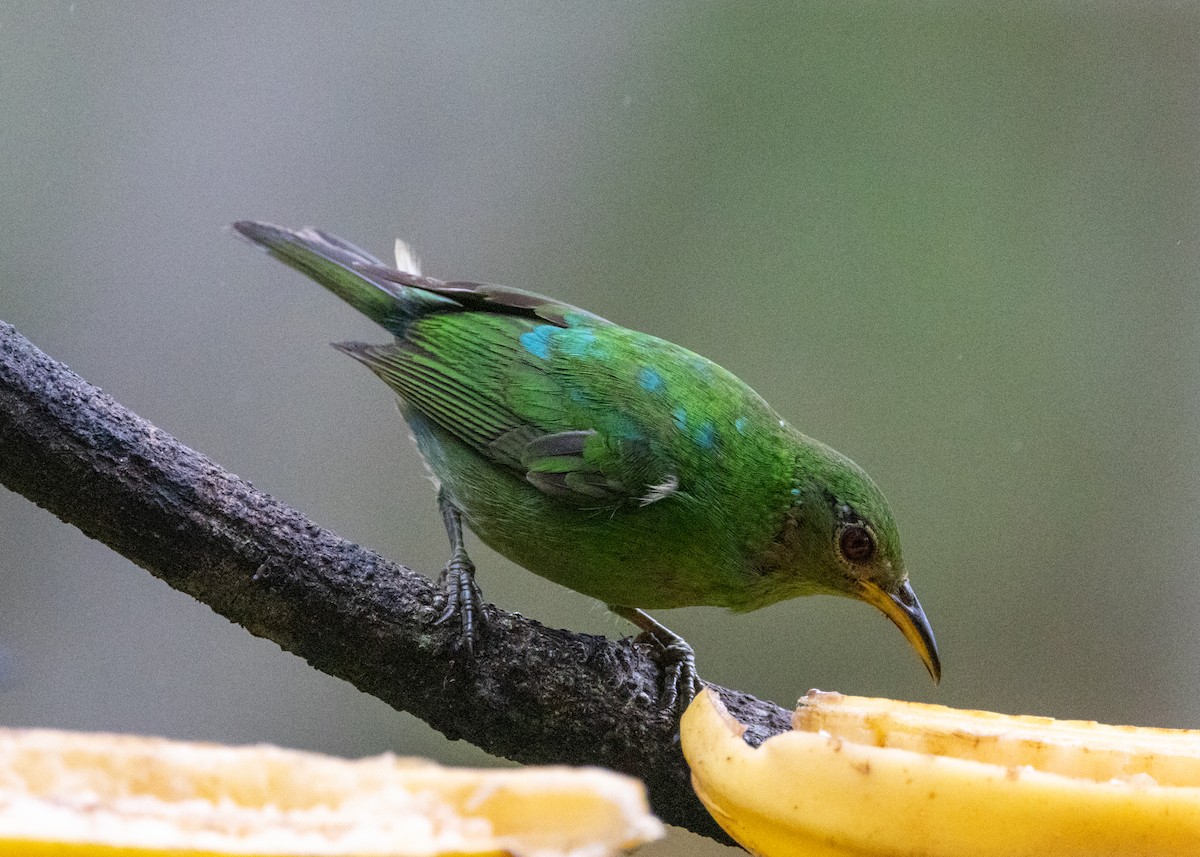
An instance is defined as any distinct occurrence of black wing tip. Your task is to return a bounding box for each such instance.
[231,219,262,233]
[352,261,447,291]
[231,220,326,248]
[331,340,371,356]
[330,341,383,371]
[232,221,388,269]
[230,220,295,250]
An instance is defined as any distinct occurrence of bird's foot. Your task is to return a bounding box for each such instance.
[648,632,704,714]
[609,605,705,716]
[435,552,485,654]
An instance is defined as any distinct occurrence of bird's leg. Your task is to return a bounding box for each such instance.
[434,489,485,653]
[608,605,704,714]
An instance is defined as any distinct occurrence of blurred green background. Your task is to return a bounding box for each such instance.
[2,3,1198,853]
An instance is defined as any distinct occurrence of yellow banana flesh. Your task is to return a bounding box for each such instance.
[0,726,663,856]
[681,687,1200,857]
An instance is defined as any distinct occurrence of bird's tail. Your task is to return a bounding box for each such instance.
[232,221,459,335]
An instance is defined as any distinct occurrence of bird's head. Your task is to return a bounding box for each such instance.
[756,437,941,683]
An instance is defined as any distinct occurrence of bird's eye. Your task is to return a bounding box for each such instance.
[838,524,876,564]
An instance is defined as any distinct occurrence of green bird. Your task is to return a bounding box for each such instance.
[233,221,940,707]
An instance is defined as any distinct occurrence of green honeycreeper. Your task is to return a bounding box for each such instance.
[234,221,940,706]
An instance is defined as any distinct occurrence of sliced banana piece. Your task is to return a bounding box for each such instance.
[0,726,663,856]
[682,687,1200,857]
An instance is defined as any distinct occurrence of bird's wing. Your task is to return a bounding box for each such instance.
[235,221,611,336]
[339,312,678,508]
[355,264,615,329]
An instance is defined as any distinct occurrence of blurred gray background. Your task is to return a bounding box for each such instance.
[2,3,1198,853]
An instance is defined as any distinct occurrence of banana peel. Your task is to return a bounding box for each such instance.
[0,725,663,856]
[681,687,1200,856]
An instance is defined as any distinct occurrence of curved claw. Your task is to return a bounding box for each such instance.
[433,492,486,655]
[657,635,705,714]
[608,605,704,716]
[435,553,485,654]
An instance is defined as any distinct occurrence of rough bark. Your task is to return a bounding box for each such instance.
[0,319,792,843]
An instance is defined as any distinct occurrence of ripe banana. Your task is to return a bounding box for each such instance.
[681,687,1200,857]
[0,725,663,856]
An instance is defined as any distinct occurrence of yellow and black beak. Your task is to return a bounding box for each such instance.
[857,579,941,684]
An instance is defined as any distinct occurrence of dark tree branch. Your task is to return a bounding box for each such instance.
[0,319,791,843]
